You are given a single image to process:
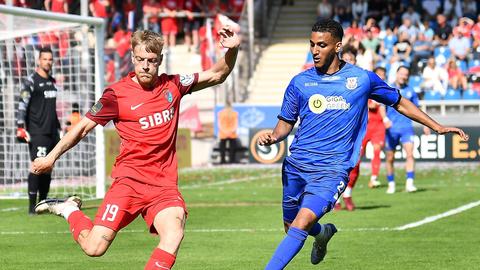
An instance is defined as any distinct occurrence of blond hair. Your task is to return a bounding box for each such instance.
[131,30,164,56]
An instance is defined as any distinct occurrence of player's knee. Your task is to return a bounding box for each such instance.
[163,226,185,243]
[386,152,394,162]
[82,245,107,257]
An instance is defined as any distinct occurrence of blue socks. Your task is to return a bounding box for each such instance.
[387,174,395,183]
[265,227,308,270]
[406,171,415,180]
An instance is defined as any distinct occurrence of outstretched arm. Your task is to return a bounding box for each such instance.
[257,119,295,146]
[192,26,240,91]
[31,117,98,174]
[394,96,469,140]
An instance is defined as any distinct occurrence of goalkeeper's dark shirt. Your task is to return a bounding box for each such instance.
[16,72,60,135]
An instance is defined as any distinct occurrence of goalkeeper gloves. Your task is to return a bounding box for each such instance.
[16,127,30,143]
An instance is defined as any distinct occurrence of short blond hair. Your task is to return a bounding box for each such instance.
[131,30,164,56]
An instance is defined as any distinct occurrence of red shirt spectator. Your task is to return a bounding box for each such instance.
[471,18,480,41]
[14,0,30,8]
[89,0,111,18]
[113,28,132,58]
[457,17,474,38]
[38,31,59,47]
[228,0,244,21]
[123,0,136,14]
[199,25,213,70]
[143,0,162,24]
[345,24,364,40]
[45,0,69,13]
[160,0,179,35]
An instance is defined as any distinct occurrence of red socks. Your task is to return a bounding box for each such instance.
[371,147,381,176]
[144,248,176,270]
[348,162,360,188]
[67,210,93,241]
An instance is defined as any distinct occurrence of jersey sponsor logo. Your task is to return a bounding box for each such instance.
[179,74,194,86]
[308,94,351,114]
[43,90,57,99]
[308,94,328,114]
[130,102,144,110]
[304,82,318,87]
[165,90,173,103]
[89,101,103,115]
[139,107,175,129]
[346,77,358,90]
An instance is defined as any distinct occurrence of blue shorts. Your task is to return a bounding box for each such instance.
[282,160,348,223]
[385,129,415,151]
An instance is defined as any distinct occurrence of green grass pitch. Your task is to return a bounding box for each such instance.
[1,164,479,269]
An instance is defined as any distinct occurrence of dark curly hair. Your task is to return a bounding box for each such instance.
[311,19,344,42]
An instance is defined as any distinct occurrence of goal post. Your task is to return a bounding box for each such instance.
[0,5,106,199]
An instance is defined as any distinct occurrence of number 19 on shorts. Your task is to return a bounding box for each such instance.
[101,204,119,221]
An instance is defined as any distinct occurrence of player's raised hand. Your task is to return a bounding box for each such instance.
[257,132,278,146]
[31,157,54,175]
[437,126,469,141]
[219,26,240,49]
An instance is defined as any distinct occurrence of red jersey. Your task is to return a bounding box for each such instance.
[51,0,67,13]
[113,30,132,58]
[367,100,383,125]
[86,72,199,187]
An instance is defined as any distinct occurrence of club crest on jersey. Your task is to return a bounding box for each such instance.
[164,90,173,103]
[179,74,194,86]
[346,77,358,90]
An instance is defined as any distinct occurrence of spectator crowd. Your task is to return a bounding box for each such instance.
[313,0,480,100]
[2,0,244,84]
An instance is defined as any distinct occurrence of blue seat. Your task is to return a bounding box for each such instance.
[462,89,480,100]
[409,75,422,87]
[423,91,442,100]
[456,60,468,73]
[468,59,480,69]
[434,46,451,58]
[444,88,461,100]
[434,46,451,66]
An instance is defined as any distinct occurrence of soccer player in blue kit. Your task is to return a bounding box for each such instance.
[384,66,425,194]
[257,19,469,270]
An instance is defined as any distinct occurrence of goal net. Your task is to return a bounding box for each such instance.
[0,5,106,199]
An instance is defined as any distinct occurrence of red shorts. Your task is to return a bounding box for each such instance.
[93,177,187,234]
[363,123,385,147]
[161,18,178,34]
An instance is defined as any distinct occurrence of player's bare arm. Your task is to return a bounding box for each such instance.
[192,26,240,91]
[31,117,98,174]
[258,119,295,146]
[394,96,469,140]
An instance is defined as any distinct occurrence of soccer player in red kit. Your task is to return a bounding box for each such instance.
[32,28,240,270]
[339,67,390,211]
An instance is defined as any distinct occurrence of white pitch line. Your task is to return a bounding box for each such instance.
[0,207,21,212]
[393,200,480,231]
[181,173,280,189]
[2,200,479,235]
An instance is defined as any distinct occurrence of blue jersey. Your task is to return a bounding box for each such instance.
[279,63,400,172]
[385,84,418,133]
